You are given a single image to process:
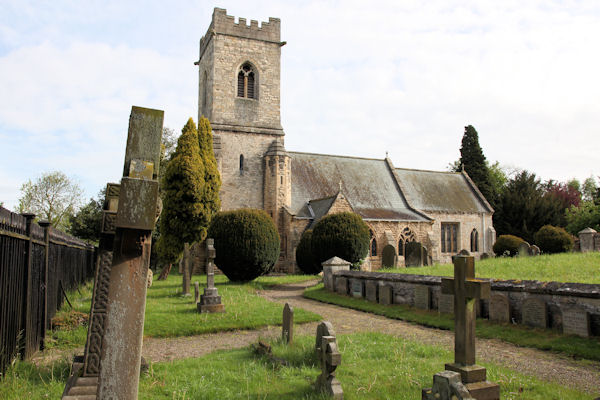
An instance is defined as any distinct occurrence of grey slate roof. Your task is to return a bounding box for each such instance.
[289,152,429,222]
[393,168,492,213]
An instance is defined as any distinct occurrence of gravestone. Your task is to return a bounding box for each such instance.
[414,285,431,310]
[335,277,349,295]
[561,306,591,338]
[405,241,424,267]
[194,282,200,304]
[530,245,541,256]
[315,321,343,399]
[198,238,225,313]
[438,293,454,314]
[430,255,499,399]
[282,303,294,344]
[351,280,364,298]
[488,293,510,323]
[479,252,491,260]
[365,280,378,303]
[378,284,393,305]
[518,242,531,257]
[522,298,547,329]
[578,227,597,252]
[97,106,163,399]
[382,244,396,267]
[422,370,475,400]
[322,257,351,291]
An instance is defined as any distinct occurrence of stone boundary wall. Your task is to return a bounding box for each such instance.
[327,270,600,338]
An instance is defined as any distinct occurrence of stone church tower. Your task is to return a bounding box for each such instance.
[196,8,287,214]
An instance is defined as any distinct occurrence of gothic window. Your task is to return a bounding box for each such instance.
[370,230,377,257]
[398,227,416,256]
[239,154,244,175]
[441,223,459,253]
[237,62,256,99]
[470,229,479,253]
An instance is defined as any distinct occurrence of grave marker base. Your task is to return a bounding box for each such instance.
[445,363,486,383]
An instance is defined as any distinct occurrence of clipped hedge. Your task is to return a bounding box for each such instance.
[493,234,525,256]
[296,230,320,274]
[534,225,574,254]
[207,209,280,282]
[311,212,370,268]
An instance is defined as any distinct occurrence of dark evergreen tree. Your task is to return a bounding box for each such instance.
[68,189,104,244]
[311,212,370,268]
[296,230,319,274]
[458,125,495,207]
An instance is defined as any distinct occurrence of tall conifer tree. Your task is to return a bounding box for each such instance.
[459,125,494,207]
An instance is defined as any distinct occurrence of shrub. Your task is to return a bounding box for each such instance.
[311,212,370,269]
[492,234,525,256]
[534,225,574,254]
[296,230,320,274]
[207,209,280,282]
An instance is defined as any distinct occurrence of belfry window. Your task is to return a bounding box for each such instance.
[237,63,256,99]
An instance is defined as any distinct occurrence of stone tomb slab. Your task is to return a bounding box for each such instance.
[335,277,349,296]
[351,279,364,298]
[522,297,547,329]
[365,280,378,303]
[561,306,591,338]
[414,284,430,310]
[489,293,510,323]
[378,284,393,305]
[438,293,454,314]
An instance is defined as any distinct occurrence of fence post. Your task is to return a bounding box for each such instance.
[20,213,35,359]
[38,220,51,349]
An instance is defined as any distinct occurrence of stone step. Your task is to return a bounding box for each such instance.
[75,377,98,386]
[67,385,97,396]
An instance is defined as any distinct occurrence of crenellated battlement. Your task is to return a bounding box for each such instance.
[200,8,281,56]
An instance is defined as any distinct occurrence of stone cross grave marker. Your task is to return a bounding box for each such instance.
[315,321,343,399]
[438,255,499,399]
[97,106,163,400]
[282,303,293,344]
[198,238,225,313]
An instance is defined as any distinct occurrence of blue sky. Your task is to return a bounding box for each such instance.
[1,1,599,210]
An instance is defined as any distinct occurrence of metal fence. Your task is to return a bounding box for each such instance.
[0,206,96,377]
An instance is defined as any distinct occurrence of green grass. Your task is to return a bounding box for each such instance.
[380,252,600,284]
[45,273,322,350]
[2,333,593,399]
[304,284,600,362]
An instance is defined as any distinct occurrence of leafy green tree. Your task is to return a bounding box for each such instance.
[68,189,104,244]
[493,170,565,243]
[156,118,221,287]
[533,225,574,254]
[582,176,599,204]
[565,202,600,234]
[18,171,83,231]
[458,125,495,207]
[208,209,279,282]
[311,212,370,269]
[487,161,508,200]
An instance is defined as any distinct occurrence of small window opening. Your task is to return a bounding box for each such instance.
[470,229,479,253]
[239,154,244,175]
[237,63,256,99]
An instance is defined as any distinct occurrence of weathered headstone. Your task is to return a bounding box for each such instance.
[428,255,499,400]
[322,257,351,291]
[414,285,430,310]
[561,306,591,338]
[335,277,349,295]
[518,242,531,257]
[405,241,424,267]
[578,227,597,253]
[488,293,510,324]
[315,321,343,399]
[382,244,396,267]
[522,297,547,329]
[351,280,364,298]
[479,252,491,260]
[438,293,454,314]
[282,303,294,344]
[378,284,393,305]
[422,370,475,400]
[530,245,541,256]
[194,282,200,304]
[97,106,163,400]
[365,280,378,303]
[198,238,225,313]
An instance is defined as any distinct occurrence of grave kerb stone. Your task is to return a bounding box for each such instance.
[488,293,510,324]
[521,297,547,329]
[335,277,349,296]
[414,284,431,310]
[378,284,393,305]
[561,306,590,338]
[365,280,378,303]
[351,279,364,298]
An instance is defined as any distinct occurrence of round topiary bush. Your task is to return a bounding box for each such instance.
[296,229,320,274]
[492,234,525,256]
[311,212,370,269]
[534,225,574,254]
[207,208,280,282]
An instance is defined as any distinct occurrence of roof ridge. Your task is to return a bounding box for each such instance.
[395,166,460,174]
[288,150,385,162]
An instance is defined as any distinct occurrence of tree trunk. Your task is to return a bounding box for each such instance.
[182,242,191,295]
[157,263,172,281]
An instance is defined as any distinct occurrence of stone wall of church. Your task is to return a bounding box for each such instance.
[426,211,494,264]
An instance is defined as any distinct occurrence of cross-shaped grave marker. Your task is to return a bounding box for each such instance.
[436,255,499,399]
[197,238,225,313]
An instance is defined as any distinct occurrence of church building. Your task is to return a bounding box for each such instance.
[196,8,495,273]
